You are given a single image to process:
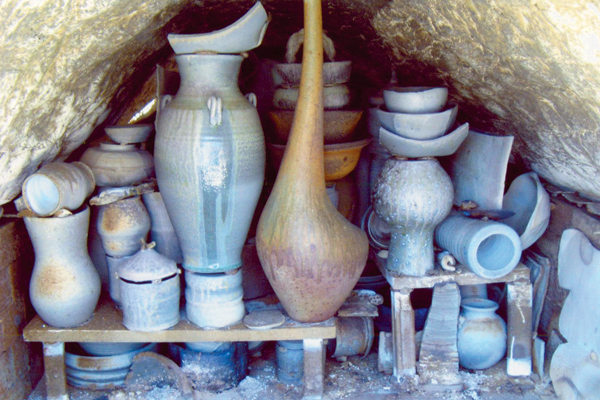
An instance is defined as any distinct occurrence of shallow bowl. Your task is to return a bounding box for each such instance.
[268,110,363,144]
[272,61,352,87]
[379,122,469,158]
[383,86,448,114]
[377,104,457,140]
[273,84,351,110]
[105,124,153,144]
[267,138,371,181]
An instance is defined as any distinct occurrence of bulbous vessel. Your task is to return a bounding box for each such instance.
[457,298,507,370]
[24,206,101,328]
[373,157,453,276]
[256,0,368,323]
[97,196,151,257]
[155,53,265,273]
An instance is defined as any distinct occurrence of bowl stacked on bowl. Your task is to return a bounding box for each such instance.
[377,86,469,158]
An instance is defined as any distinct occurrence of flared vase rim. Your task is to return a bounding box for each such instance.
[461,298,499,313]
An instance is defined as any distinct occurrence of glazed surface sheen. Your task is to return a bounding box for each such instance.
[155,54,265,273]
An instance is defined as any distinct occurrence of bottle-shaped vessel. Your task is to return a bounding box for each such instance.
[256,0,368,322]
[24,206,101,328]
[155,53,265,273]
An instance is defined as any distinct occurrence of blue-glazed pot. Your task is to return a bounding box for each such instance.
[154,54,265,273]
[457,298,507,370]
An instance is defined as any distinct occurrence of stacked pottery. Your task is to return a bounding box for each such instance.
[80,124,156,305]
[267,30,369,221]
[155,2,269,329]
[371,86,469,276]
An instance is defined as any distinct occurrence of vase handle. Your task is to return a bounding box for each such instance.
[208,96,223,127]
[245,93,257,107]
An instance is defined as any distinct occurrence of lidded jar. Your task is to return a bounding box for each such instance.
[80,143,154,187]
[457,298,507,370]
[118,242,180,331]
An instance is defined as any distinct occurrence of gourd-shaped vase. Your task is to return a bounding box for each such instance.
[457,298,507,370]
[155,53,265,273]
[24,206,101,328]
[373,157,453,276]
[256,0,368,323]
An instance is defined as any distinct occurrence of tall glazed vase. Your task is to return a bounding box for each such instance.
[256,0,369,323]
[24,206,101,328]
[155,54,265,273]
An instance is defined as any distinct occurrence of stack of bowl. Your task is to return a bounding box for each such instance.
[266,35,370,220]
[376,86,469,158]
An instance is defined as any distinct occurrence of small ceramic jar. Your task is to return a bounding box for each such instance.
[118,243,180,331]
[80,142,154,187]
[457,298,507,370]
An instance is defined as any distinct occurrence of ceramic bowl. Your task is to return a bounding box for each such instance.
[273,84,351,110]
[383,86,448,114]
[65,342,157,389]
[79,342,147,356]
[267,138,371,181]
[376,104,458,140]
[167,2,269,54]
[268,110,363,144]
[272,61,352,87]
[105,124,153,144]
[502,172,551,250]
[379,122,469,158]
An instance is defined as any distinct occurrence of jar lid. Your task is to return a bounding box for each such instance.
[118,242,178,282]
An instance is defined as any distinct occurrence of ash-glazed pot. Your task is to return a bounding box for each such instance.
[154,53,265,273]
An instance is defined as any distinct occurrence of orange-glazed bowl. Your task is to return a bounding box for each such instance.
[267,110,364,145]
[267,138,371,181]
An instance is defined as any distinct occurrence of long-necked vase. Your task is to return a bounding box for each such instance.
[24,206,101,328]
[256,0,368,323]
[155,54,265,273]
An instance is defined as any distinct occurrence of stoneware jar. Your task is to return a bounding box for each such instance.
[457,298,507,370]
[24,206,101,328]
[118,243,180,331]
[80,143,154,187]
[372,157,454,276]
[22,161,95,217]
[184,269,245,329]
[154,53,265,274]
[97,196,151,257]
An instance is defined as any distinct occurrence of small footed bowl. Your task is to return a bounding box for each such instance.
[105,124,153,144]
[377,104,458,140]
[273,85,351,110]
[383,86,448,114]
[272,61,352,87]
[268,110,363,144]
[267,138,371,181]
[379,123,469,158]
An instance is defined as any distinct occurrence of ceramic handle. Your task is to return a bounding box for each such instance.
[208,96,223,127]
[160,95,173,109]
[246,93,257,107]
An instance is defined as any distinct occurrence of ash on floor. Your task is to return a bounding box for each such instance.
[28,343,557,400]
